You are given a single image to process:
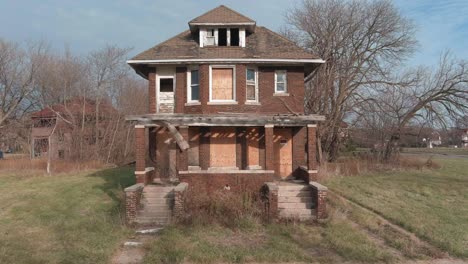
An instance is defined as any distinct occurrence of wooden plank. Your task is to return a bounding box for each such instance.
[212,68,233,100]
[274,128,293,179]
[209,127,236,167]
[246,127,260,167]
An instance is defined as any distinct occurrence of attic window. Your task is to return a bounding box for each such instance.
[230,28,239,46]
[218,28,227,46]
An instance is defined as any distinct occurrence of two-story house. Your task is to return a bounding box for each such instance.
[125,6,327,225]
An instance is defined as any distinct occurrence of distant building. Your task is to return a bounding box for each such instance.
[30,97,116,159]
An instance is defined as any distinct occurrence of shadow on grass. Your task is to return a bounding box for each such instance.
[87,166,136,219]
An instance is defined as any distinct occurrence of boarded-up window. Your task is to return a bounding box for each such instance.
[211,68,234,101]
[210,127,236,167]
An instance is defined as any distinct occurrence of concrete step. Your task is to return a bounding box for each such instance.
[144,186,175,191]
[278,190,312,197]
[278,202,314,209]
[141,198,174,204]
[135,217,171,225]
[142,192,175,198]
[138,213,172,219]
[279,208,316,220]
[278,196,313,203]
[278,185,312,191]
[141,204,173,209]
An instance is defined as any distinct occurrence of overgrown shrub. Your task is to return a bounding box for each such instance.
[177,189,266,229]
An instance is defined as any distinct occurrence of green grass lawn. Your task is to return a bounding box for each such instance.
[324,158,468,258]
[0,167,135,264]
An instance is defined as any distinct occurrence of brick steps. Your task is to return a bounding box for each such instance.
[136,185,175,226]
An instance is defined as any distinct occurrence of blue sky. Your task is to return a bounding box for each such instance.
[0,0,467,66]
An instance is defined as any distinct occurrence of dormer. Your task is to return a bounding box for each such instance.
[188,5,256,48]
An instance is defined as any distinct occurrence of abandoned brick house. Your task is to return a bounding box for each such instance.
[125,5,328,225]
[31,97,115,160]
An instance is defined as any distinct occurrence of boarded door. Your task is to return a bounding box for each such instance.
[246,127,260,168]
[273,128,293,179]
[212,68,233,100]
[210,127,236,167]
[156,128,176,179]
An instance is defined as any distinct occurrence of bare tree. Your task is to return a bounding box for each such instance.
[357,52,468,159]
[283,0,417,161]
[0,39,49,127]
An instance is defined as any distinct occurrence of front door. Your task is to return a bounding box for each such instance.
[273,128,293,179]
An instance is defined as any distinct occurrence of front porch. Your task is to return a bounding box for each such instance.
[126,113,324,189]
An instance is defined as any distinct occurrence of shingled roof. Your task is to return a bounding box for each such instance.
[189,5,255,24]
[130,26,320,61]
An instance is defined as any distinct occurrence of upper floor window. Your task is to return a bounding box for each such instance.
[210,65,236,102]
[246,68,258,102]
[187,68,200,102]
[275,70,287,93]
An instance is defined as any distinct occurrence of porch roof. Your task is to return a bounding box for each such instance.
[125,113,325,127]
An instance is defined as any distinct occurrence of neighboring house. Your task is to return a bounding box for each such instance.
[461,128,468,148]
[125,6,328,224]
[31,97,115,160]
[422,131,442,149]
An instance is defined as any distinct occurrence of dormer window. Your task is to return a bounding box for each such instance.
[200,28,245,47]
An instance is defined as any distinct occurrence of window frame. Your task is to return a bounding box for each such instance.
[246,67,258,102]
[209,65,237,103]
[187,66,200,103]
[274,70,288,94]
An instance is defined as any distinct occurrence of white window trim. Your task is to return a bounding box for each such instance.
[274,70,287,94]
[209,65,237,103]
[187,66,200,103]
[246,67,258,103]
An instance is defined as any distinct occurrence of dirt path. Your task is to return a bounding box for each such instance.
[111,227,162,264]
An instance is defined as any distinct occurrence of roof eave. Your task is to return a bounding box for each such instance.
[188,22,256,33]
[127,58,325,65]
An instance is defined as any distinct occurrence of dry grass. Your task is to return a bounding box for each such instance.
[318,154,441,180]
[177,189,266,228]
[0,157,108,174]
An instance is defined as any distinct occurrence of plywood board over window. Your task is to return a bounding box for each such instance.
[210,127,236,168]
[212,68,234,100]
[246,127,261,168]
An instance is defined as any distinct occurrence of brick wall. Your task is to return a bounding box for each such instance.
[175,67,187,113]
[310,182,328,219]
[261,182,278,220]
[178,171,275,193]
[292,126,307,177]
[148,70,156,113]
[307,126,318,170]
[177,65,305,115]
[124,183,144,225]
[173,182,189,220]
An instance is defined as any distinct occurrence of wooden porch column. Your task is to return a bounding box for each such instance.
[135,125,146,184]
[307,124,318,171]
[177,126,189,171]
[264,124,274,170]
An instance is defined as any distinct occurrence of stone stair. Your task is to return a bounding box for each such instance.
[135,185,175,226]
[277,182,316,220]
